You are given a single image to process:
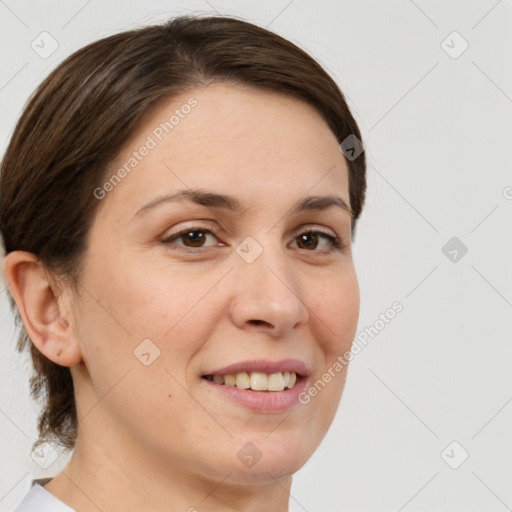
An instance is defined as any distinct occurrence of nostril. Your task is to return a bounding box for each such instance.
[249,319,272,327]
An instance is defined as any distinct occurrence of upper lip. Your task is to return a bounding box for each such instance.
[203,359,311,377]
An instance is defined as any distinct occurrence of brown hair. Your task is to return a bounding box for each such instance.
[0,14,366,451]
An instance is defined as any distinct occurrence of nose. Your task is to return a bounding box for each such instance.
[229,244,309,337]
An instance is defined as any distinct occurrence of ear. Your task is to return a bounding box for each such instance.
[2,250,83,367]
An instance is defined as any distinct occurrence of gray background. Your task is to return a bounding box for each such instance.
[1,1,511,510]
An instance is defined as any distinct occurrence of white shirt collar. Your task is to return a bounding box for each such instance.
[14,483,75,512]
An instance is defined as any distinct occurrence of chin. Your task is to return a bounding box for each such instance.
[221,457,306,485]
[218,436,314,483]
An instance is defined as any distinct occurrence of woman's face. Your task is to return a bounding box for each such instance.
[71,82,359,482]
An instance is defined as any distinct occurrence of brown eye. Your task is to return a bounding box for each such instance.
[179,230,208,247]
[293,230,343,251]
[162,228,219,249]
[297,232,320,250]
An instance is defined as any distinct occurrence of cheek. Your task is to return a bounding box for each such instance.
[74,259,217,392]
[314,270,360,355]
[80,257,197,339]
[293,274,358,453]
[72,276,208,441]
[305,272,358,424]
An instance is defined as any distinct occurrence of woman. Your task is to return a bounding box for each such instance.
[1,14,366,511]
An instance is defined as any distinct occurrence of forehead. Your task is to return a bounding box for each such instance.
[95,82,349,221]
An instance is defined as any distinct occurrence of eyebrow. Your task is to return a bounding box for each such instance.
[133,188,352,219]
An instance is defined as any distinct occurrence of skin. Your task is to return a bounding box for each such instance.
[3,83,359,512]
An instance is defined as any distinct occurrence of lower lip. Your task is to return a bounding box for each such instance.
[201,376,309,413]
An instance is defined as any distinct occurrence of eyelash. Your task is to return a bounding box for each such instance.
[161,225,346,253]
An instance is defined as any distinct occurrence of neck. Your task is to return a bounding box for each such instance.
[44,414,293,511]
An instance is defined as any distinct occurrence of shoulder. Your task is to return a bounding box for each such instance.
[14,482,75,512]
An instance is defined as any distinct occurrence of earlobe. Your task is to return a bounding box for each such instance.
[2,250,83,367]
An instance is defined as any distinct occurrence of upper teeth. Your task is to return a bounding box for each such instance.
[206,371,297,391]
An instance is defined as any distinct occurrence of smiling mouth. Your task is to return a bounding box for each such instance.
[202,371,300,391]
